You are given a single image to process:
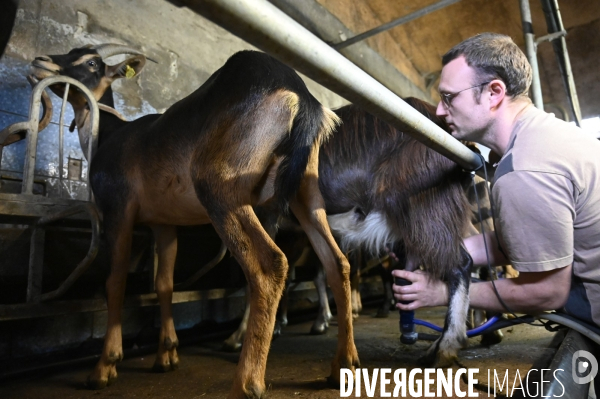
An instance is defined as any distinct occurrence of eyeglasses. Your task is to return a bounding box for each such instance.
[438,81,491,108]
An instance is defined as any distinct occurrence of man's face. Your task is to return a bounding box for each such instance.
[436,56,490,142]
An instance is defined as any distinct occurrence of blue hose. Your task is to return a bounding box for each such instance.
[414,314,502,337]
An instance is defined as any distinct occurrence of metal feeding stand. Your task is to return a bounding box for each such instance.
[0,76,101,311]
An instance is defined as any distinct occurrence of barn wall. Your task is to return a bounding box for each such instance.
[5,0,347,110]
[315,0,600,122]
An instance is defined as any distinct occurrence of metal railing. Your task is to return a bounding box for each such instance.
[178,0,483,171]
[0,76,102,303]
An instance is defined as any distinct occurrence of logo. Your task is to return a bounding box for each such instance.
[572,350,598,384]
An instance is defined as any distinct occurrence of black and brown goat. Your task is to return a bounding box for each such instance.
[226,100,478,365]
[30,44,359,397]
[321,101,473,365]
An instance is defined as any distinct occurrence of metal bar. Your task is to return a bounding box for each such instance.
[535,29,566,45]
[17,76,99,195]
[542,329,592,397]
[21,90,42,195]
[519,0,544,110]
[0,283,322,321]
[178,0,482,171]
[333,0,462,50]
[38,203,101,302]
[540,0,582,126]
[58,83,69,198]
[176,241,228,290]
[26,227,45,303]
[269,0,431,101]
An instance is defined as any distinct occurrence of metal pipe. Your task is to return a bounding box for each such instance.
[38,203,101,302]
[542,329,592,397]
[540,0,582,126]
[177,0,482,171]
[176,241,228,290]
[333,0,462,50]
[535,29,566,46]
[58,83,69,198]
[269,0,431,101]
[519,0,544,110]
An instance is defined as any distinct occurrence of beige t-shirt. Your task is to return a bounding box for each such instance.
[493,105,600,325]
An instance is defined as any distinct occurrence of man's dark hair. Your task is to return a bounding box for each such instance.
[442,33,532,99]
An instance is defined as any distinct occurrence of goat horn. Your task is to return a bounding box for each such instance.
[0,75,54,146]
[92,43,158,63]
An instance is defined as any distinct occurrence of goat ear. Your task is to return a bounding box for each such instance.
[105,55,146,81]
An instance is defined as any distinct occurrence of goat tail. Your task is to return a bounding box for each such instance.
[274,100,340,213]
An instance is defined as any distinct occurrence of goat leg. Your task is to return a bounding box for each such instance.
[151,225,180,372]
[87,214,135,389]
[375,258,395,318]
[420,246,472,367]
[349,249,363,318]
[310,262,332,334]
[223,289,250,352]
[289,148,360,389]
[210,205,287,399]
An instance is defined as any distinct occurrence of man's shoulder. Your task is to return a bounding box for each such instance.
[514,107,581,147]
[505,108,600,176]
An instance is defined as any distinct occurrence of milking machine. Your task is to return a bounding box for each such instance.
[395,277,418,345]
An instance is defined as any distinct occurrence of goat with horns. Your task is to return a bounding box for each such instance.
[30,44,359,398]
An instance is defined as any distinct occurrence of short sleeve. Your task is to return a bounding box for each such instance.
[492,171,575,272]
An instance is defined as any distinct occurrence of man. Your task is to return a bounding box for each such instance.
[392,33,600,330]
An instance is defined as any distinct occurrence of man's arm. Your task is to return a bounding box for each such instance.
[463,231,509,267]
[392,264,572,313]
[468,264,571,313]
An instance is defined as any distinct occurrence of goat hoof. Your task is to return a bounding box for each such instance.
[418,352,436,368]
[152,362,169,373]
[310,321,329,335]
[242,383,266,399]
[152,361,178,373]
[480,330,504,346]
[86,376,110,390]
[326,374,339,388]
[273,322,283,340]
[327,364,357,390]
[86,363,117,390]
[419,349,457,368]
[222,341,242,352]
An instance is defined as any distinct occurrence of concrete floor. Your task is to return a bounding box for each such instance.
[0,305,559,398]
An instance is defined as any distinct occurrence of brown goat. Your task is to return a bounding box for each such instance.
[226,100,479,366]
[30,44,359,398]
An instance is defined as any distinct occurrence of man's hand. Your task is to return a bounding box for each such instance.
[391,269,449,311]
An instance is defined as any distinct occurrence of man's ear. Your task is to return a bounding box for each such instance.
[488,80,506,109]
[105,55,146,81]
